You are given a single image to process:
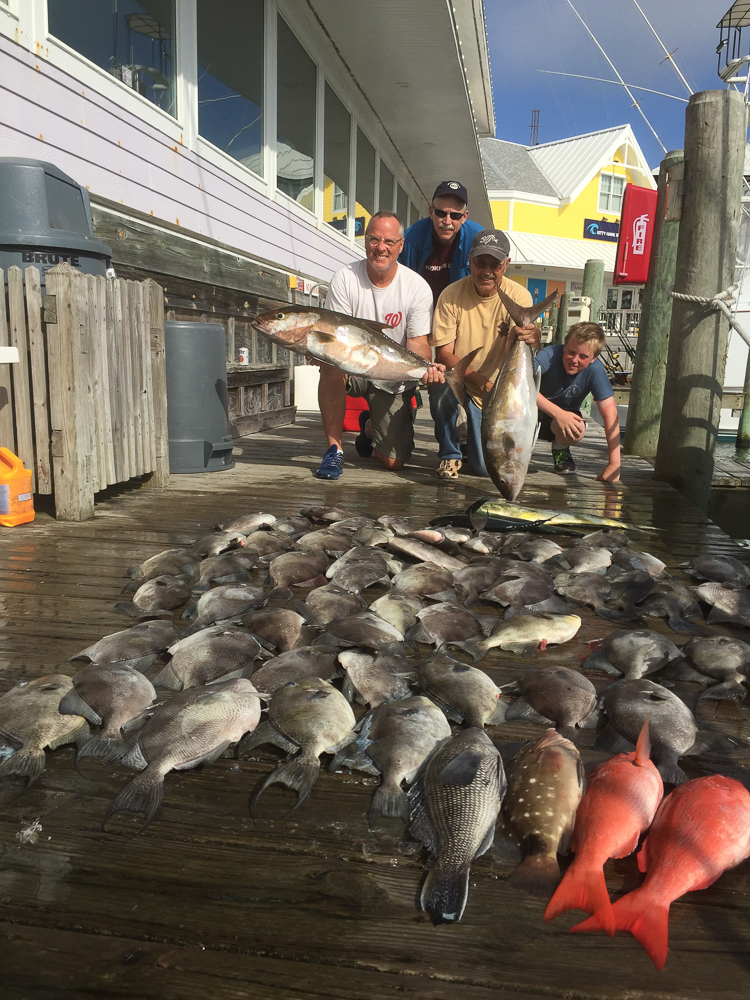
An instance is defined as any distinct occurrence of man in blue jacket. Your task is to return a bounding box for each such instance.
[399,180,484,305]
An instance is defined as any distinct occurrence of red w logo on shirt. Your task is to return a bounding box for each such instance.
[385,312,403,328]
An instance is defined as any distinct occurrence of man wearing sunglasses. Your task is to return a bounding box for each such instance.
[428,229,539,479]
[399,181,484,306]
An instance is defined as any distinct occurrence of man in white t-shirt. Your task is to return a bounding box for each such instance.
[314,211,444,480]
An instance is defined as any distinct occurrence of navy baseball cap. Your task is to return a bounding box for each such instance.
[468,229,511,261]
[432,180,468,204]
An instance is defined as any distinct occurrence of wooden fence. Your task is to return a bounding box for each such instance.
[0,262,169,520]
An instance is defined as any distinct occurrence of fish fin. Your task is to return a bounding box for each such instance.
[582,649,622,676]
[467,497,489,533]
[507,854,561,898]
[506,642,540,657]
[407,777,438,854]
[253,752,320,813]
[292,599,315,624]
[594,725,635,755]
[403,622,426,649]
[368,378,402,394]
[0,747,46,785]
[545,862,615,936]
[449,638,488,662]
[120,579,140,594]
[238,721,298,758]
[570,890,670,971]
[124,654,159,673]
[341,672,364,705]
[527,596,572,616]
[114,601,142,618]
[696,680,747,704]
[634,718,652,766]
[658,660,712,685]
[706,606,737,625]
[426,588,458,603]
[665,616,712,635]
[268,587,294,601]
[78,733,125,761]
[102,769,164,833]
[368,781,409,827]
[578,705,601,730]
[151,664,183,691]
[438,748,484,786]
[479,331,512,381]
[595,607,636,626]
[655,756,688,786]
[46,717,90,753]
[173,741,232,771]
[558,724,580,744]
[505,697,553,726]
[488,699,507,725]
[178,623,201,639]
[421,863,471,924]
[57,690,102,726]
[611,830,641,859]
[444,347,482,408]
[381,641,406,658]
[687,729,742,758]
[474,613,499,636]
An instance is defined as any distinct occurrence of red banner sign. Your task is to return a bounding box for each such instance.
[613,184,658,285]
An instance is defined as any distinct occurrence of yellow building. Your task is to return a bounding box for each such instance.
[481,126,656,321]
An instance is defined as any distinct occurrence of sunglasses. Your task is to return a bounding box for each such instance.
[432,208,466,221]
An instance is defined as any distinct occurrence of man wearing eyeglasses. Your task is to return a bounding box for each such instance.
[314,211,444,480]
[399,181,484,306]
[428,229,539,479]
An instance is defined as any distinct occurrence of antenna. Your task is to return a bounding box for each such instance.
[538,70,689,103]
[565,0,667,153]
[530,110,540,145]
[630,0,693,96]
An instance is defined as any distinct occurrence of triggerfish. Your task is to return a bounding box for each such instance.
[544,719,663,935]
[569,773,750,970]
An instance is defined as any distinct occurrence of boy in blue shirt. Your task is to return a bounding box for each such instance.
[535,322,621,481]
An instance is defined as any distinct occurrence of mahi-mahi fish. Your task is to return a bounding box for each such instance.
[452,290,557,500]
[252,305,462,394]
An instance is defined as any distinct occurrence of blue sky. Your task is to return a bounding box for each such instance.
[485,0,736,168]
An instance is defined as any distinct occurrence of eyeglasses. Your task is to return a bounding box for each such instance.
[366,236,403,249]
[432,208,466,221]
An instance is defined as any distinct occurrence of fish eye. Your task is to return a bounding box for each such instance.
[275,313,284,320]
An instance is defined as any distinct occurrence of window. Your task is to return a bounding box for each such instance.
[408,202,416,229]
[276,16,316,211]
[355,128,375,242]
[47,0,176,116]
[396,184,408,229]
[379,162,394,213]
[606,287,619,310]
[323,84,350,232]
[598,172,625,214]
[197,0,264,176]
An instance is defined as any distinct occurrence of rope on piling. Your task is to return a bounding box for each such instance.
[668,283,750,348]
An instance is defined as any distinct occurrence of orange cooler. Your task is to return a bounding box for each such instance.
[0,449,34,526]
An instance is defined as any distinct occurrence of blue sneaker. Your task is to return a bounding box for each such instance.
[355,409,373,458]
[315,445,344,480]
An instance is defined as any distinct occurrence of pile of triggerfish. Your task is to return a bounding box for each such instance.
[1,502,750,971]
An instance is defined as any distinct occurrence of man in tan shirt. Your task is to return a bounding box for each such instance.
[428,229,540,478]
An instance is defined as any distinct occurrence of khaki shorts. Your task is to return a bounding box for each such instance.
[346,377,416,462]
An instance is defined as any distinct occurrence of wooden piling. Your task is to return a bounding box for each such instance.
[555,291,569,344]
[654,90,746,511]
[737,346,750,451]
[582,259,604,323]
[624,150,683,458]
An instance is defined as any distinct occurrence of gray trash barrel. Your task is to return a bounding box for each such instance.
[0,158,111,285]
[165,321,235,474]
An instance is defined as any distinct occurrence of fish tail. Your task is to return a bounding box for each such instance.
[545,861,615,936]
[449,638,488,663]
[421,862,471,925]
[444,347,482,408]
[254,752,320,812]
[102,769,164,832]
[114,601,141,618]
[77,732,124,761]
[697,680,747,704]
[368,781,409,827]
[0,747,46,785]
[506,854,561,898]
[570,889,670,971]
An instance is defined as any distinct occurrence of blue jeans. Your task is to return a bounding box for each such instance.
[428,384,488,477]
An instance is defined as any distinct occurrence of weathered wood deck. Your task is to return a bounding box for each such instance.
[1,413,749,1000]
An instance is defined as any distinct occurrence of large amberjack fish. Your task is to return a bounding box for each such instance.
[469,289,557,501]
[570,774,750,970]
[252,305,463,395]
